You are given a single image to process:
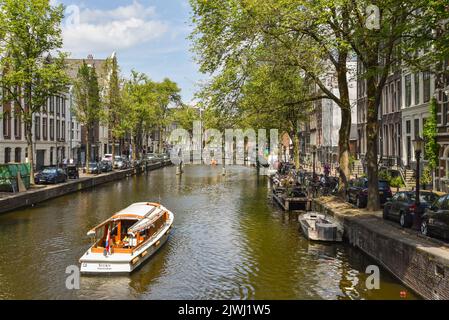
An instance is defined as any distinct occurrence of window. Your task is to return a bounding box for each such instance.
[62,98,66,117]
[50,119,54,141]
[396,80,401,108]
[14,148,21,163]
[43,118,48,140]
[414,119,420,139]
[56,97,60,116]
[434,196,447,210]
[414,73,420,105]
[406,120,411,134]
[56,120,60,140]
[4,147,11,163]
[35,116,40,140]
[3,111,11,138]
[390,83,396,112]
[14,110,21,139]
[423,72,431,103]
[61,121,65,140]
[405,74,412,107]
[50,97,54,114]
[443,91,449,126]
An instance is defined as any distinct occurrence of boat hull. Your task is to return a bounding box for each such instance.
[80,228,171,274]
[299,213,343,242]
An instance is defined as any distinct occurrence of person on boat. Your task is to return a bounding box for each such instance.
[123,235,130,247]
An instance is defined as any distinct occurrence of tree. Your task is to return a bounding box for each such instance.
[170,104,200,135]
[72,61,102,172]
[423,97,440,189]
[152,79,182,153]
[190,0,353,193]
[0,0,69,182]
[104,53,124,165]
[122,71,158,160]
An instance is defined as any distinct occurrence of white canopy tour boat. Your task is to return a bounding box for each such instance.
[79,202,174,274]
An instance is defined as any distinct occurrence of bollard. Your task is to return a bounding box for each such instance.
[222,167,226,176]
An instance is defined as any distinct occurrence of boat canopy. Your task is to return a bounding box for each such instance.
[127,208,166,236]
[112,202,161,220]
[86,202,161,236]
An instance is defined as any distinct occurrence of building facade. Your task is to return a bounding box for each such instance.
[311,61,357,165]
[1,93,81,169]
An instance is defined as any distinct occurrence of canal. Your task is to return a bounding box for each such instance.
[0,166,418,300]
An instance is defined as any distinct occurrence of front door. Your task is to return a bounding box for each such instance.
[36,150,45,171]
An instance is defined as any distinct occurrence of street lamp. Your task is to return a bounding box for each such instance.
[412,136,425,230]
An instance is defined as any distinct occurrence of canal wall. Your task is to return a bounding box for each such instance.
[313,196,449,300]
[0,161,171,215]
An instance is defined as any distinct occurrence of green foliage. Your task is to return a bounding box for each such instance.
[72,61,102,164]
[421,166,433,186]
[424,98,440,170]
[105,54,126,141]
[170,105,199,133]
[378,170,392,182]
[121,70,182,157]
[72,61,102,128]
[390,176,405,189]
[0,0,69,175]
[379,170,405,188]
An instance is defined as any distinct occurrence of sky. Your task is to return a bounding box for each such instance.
[51,0,205,104]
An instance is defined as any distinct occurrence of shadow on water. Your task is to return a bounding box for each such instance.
[0,165,418,300]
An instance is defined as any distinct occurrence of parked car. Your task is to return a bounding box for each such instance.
[421,194,449,241]
[87,162,101,174]
[99,161,113,173]
[35,167,67,184]
[146,153,159,164]
[102,154,113,162]
[114,156,129,170]
[383,191,439,228]
[346,178,393,208]
[66,165,80,180]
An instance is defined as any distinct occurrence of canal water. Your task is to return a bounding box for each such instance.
[0,166,418,300]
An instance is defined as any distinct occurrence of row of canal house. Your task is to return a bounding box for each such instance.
[356,56,449,192]
[0,54,114,169]
[0,52,174,169]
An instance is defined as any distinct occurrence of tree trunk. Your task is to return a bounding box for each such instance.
[336,59,352,198]
[159,126,164,153]
[86,128,90,174]
[293,132,300,169]
[111,137,116,167]
[366,75,380,211]
[25,119,35,186]
[132,134,137,161]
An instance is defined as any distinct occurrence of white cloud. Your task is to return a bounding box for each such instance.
[62,1,169,55]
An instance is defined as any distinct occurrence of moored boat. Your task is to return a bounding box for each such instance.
[298,212,343,242]
[79,202,174,274]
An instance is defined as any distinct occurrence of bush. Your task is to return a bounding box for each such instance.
[390,176,405,189]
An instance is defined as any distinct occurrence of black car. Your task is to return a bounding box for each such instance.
[421,194,449,241]
[66,165,80,179]
[35,167,67,184]
[99,161,113,173]
[383,191,439,228]
[346,178,393,208]
[87,162,101,174]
